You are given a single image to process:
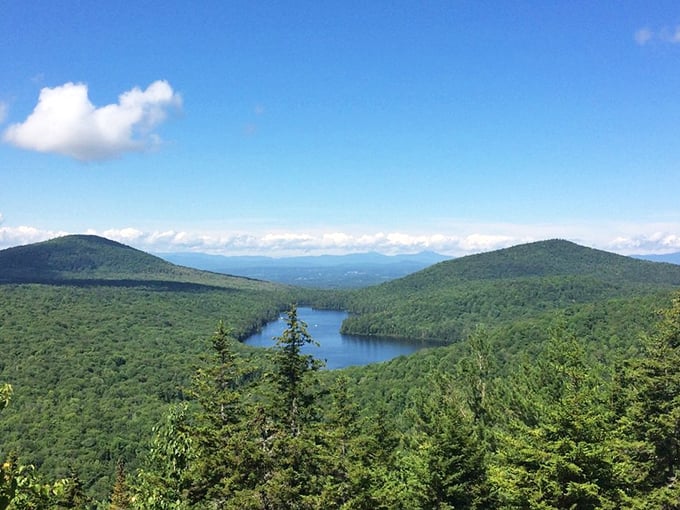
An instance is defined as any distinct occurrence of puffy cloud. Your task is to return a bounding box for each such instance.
[0,225,69,248]
[2,80,181,161]
[101,227,145,243]
[0,226,512,256]
[458,234,516,252]
[607,232,680,254]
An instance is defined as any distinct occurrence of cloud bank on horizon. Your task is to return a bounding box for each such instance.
[1,222,680,258]
[2,80,181,161]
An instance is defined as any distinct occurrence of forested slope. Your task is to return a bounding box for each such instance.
[341,239,680,341]
[0,234,280,291]
[2,236,680,507]
[67,297,680,508]
[0,236,299,497]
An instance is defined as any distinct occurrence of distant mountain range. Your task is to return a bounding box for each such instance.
[157,250,452,288]
[156,248,680,289]
[633,252,680,265]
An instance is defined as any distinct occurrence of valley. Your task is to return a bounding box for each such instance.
[1,235,679,507]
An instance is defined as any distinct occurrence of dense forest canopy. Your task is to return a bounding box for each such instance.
[1,235,679,507]
[340,239,680,342]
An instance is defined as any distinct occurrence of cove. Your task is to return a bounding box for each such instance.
[244,307,433,369]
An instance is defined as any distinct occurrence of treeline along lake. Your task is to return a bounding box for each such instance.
[244,307,434,369]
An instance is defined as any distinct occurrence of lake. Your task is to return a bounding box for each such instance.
[244,307,433,369]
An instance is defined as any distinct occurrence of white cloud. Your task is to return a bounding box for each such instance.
[2,222,680,257]
[0,226,69,248]
[0,102,7,124]
[101,227,145,243]
[607,232,680,254]
[2,80,181,161]
[634,27,653,45]
[458,234,516,252]
[662,25,680,43]
[634,25,680,45]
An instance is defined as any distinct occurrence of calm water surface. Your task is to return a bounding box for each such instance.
[244,307,433,369]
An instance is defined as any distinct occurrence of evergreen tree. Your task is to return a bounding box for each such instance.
[408,375,490,509]
[252,305,325,509]
[185,321,255,505]
[316,375,388,509]
[177,308,330,509]
[355,406,405,509]
[491,327,621,509]
[616,294,680,507]
[270,305,323,436]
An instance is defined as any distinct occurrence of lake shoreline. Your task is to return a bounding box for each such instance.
[243,307,435,369]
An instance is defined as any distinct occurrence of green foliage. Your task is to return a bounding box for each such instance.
[182,323,257,505]
[1,384,92,509]
[0,279,295,498]
[490,330,622,509]
[131,403,193,509]
[138,310,420,509]
[406,376,490,509]
[235,306,326,508]
[613,295,680,506]
[4,236,680,507]
[270,306,323,435]
[341,240,680,342]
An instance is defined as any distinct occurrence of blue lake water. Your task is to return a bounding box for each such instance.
[244,307,434,369]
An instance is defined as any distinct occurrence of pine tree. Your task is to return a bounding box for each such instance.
[270,306,323,436]
[316,375,383,509]
[409,375,490,509]
[184,321,258,506]
[180,309,328,509]
[254,305,325,509]
[616,294,680,507]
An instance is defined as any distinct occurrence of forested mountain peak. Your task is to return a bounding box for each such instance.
[0,234,177,280]
[341,239,680,342]
[0,235,283,291]
[394,238,680,287]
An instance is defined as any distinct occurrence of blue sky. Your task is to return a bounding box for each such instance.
[2,1,680,256]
